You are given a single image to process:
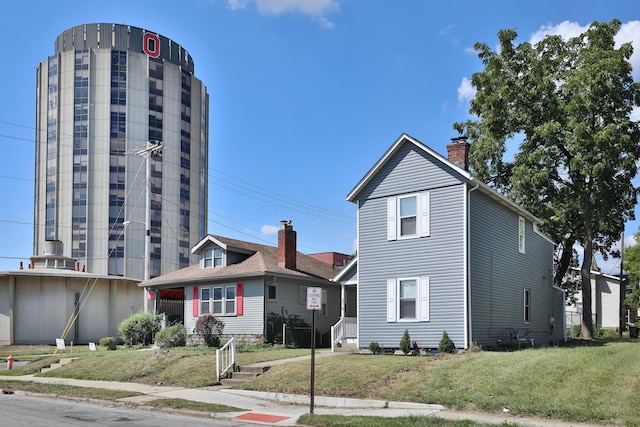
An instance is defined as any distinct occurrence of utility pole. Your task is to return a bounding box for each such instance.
[135,141,162,313]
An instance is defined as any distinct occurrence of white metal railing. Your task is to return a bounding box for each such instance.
[216,337,236,380]
[330,317,357,352]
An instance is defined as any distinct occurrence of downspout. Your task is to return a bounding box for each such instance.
[465,180,480,349]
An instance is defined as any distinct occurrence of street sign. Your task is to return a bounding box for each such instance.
[306,287,322,311]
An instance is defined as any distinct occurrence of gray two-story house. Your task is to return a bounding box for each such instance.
[333,133,565,350]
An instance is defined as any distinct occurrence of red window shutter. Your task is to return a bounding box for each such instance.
[237,282,244,316]
[193,286,199,317]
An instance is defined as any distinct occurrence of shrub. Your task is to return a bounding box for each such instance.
[399,329,411,354]
[118,311,161,346]
[155,324,187,348]
[194,314,225,347]
[439,331,457,354]
[99,336,117,350]
[266,308,310,347]
[368,341,382,354]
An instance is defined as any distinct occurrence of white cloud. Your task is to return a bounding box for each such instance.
[529,20,640,78]
[631,106,640,122]
[615,21,640,78]
[457,77,475,103]
[529,20,588,45]
[261,224,279,235]
[227,0,340,28]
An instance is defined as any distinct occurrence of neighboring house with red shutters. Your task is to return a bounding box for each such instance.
[140,222,341,344]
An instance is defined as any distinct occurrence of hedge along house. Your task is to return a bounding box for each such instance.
[0,241,142,345]
[335,133,565,351]
[141,222,342,345]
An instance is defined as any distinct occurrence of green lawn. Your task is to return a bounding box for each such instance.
[2,341,639,426]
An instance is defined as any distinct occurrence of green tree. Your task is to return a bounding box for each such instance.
[623,230,640,311]
[455,19,640,339]
[399,329,411,354]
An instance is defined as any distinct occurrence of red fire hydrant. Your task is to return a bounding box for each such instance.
[6,355,13,370]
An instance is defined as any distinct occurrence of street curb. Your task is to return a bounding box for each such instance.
[224,389,444,411]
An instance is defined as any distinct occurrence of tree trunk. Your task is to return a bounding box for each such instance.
[555,237,575,288]
[581,201,594,339]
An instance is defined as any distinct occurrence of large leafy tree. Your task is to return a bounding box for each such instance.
[455,19,640,339]
[623,231,640,311]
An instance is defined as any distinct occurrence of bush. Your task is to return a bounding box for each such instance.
[399,329,412,354]
[368,341,382,354]
[118,311,161,346]
[194,314,225,347]
[439,331,457,354]
[155,324,187,348]
[99,336,117,350]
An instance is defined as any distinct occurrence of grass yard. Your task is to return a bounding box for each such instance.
[240,341,640,426]
[2,340,640,426]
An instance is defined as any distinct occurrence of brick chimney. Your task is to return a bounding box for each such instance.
[446,136,470,171]
[278,220,297,270]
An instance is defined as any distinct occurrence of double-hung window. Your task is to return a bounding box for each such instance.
[524,288,531,323]
[203,249,213,268]
[388,192,430,240]
[387,276,430,322]
[203,247,224,268]
[200,287,211,314]
[519,216,525,254]
[213,285,236,315]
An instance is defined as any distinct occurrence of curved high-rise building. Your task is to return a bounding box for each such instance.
[34,23,209,280]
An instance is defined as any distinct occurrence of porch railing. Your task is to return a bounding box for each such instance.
[216,337,236,380]
[330,317,357,352]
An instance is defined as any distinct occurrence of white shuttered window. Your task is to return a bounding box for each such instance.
[387,192,430,241]
[387,276,430,322]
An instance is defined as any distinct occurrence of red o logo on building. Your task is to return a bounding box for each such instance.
[143,33,160,58]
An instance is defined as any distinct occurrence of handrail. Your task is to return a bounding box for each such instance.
[330,317,357,352]
[216,337,236,380]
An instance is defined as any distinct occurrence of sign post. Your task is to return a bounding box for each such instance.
[306,287,322,414]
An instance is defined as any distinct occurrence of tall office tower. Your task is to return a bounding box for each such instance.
[34,24,209,280]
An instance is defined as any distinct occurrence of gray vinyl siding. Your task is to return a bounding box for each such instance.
[469,190,555,346]
[185,279,264,336]
[265,279,341,341]
[355,143,468,350]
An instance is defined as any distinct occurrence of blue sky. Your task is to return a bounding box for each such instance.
[1,0,639,275]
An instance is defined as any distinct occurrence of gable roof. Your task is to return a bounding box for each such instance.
[346,133,542,225]
[142,235,340,287]
[332,255,357,283]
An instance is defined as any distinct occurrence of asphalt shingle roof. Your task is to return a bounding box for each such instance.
[141,235,341,287]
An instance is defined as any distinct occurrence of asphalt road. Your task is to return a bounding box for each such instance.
[0,392,254,426]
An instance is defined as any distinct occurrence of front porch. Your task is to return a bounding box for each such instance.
[330,316,357,352]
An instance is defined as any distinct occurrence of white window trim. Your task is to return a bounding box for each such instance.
[200,287,211,315]
[387,276,430,322]
[387,192,430,241]
[203,246,226,268]
[319,289,328,317]
[519,216,525,254]
[524,288,531,323]
[212,284,237,316]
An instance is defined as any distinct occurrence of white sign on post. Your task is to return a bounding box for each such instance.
[306,287,322,311]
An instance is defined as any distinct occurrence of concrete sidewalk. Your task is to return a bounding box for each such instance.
[1,352,604,426]
[3,373,442,425]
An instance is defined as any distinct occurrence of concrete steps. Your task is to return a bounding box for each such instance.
[40,357,74,374]
[219,365,269,386]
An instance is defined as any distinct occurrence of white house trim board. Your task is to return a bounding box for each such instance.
[191,235,227,254]
[346,133,471,203]
[464,182,478,349]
